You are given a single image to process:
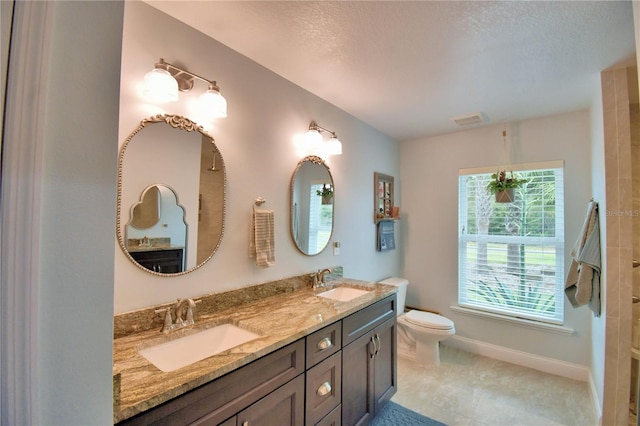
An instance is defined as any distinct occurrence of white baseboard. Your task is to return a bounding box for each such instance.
[444,335,589,381]
[587,369,603,425]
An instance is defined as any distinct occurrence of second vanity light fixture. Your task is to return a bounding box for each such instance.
[143,58,227,119]
[304,121,343,156]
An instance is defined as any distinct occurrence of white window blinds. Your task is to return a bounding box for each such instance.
[458,161,565,324]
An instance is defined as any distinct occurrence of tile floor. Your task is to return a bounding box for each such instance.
[392,345,596,426]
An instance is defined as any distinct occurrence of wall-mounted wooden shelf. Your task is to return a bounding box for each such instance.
[373,172,398,224]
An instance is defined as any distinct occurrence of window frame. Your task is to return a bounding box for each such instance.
[458,160,565,325]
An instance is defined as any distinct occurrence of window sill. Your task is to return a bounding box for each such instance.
[450,305,575,335]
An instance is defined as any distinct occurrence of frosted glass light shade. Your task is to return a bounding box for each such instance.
[200,87,228,119]
[143,68,179,103]
[304,129,323,152]
[326,136,343,155]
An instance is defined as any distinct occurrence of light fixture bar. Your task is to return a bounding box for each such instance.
[309,121,338,139]
[145,58,227,118]
[306,121,342,156]
[157,58,220,92]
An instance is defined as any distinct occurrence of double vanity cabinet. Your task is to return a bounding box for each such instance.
[114,281,397,426]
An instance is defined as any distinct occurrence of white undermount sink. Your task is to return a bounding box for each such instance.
[139,323,261,372]
[317,286,370,302]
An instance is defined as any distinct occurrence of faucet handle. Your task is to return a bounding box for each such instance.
[155,307,174,333]
[185,300,196,325]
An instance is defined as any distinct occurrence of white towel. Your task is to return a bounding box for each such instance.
[565,201,601,316]
[249,209,275,268]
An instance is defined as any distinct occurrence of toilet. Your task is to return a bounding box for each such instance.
[379,277,455,365]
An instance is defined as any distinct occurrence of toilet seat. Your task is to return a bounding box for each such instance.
[404,310,454,330]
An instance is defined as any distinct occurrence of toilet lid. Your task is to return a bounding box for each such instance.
[405,310,454,330]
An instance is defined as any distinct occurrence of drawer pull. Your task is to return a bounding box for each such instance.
[316,337,333,351]
[317,381,332,396]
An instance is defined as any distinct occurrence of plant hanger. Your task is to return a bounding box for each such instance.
[486,125,527,203]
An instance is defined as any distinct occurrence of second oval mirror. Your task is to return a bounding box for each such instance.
[290,156,334,255]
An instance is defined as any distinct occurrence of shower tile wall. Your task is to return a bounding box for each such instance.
[631,83,640,421]
[601,66,637,425]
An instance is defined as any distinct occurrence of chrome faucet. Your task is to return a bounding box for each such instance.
[313,268,333,289]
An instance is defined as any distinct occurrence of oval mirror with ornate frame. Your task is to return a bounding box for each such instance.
[290,155,334,255]
[117,114,226,276]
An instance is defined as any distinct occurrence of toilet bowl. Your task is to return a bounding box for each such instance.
[379,277,455,365]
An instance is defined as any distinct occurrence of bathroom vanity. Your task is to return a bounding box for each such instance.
[113,277,397,425]
[128,247,184,274]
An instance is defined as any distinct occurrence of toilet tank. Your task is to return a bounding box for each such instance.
[378,277,409,314]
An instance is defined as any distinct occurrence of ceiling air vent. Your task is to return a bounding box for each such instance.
[450,112,486,127]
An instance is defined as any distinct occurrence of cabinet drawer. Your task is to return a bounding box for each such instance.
[120,339,305,426]
[305,352,342,426]
[315,404,341,426]
[342,295,396,345]
[237,374,305,426]
[306,321,341,367]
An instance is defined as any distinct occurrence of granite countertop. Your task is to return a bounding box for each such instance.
[112,278,397,423]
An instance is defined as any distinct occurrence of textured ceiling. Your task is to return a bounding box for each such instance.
[145,1,636,141]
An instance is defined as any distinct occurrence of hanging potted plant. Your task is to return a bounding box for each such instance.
[316,183,333,205]
[486,170,527,203]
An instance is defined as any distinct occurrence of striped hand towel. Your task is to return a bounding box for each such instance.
[250,209,275,268]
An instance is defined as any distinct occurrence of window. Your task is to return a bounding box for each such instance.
[458,161,564,324]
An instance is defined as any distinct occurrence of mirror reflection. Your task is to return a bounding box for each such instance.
[130,185,161,229]
[290,156,334,255]
[117,115,226,276]
[126,185,188,273]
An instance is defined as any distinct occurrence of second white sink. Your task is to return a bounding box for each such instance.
[139,323,261,372]
[317,286,370,302]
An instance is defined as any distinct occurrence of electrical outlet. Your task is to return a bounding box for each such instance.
[333,241,340,256]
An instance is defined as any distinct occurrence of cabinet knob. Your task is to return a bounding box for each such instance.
[316,337,333,351]
[242,422,249,426]
[317,381,332,396]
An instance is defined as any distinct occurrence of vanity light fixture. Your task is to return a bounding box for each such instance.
[143,58,227,118]
[304,121,342,156]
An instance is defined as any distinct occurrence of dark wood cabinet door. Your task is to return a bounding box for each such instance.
[341,330,375,426]
[237,374,304,426]
[372,318,396,410]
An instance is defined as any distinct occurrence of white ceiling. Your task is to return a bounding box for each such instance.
[145,1,636,141]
